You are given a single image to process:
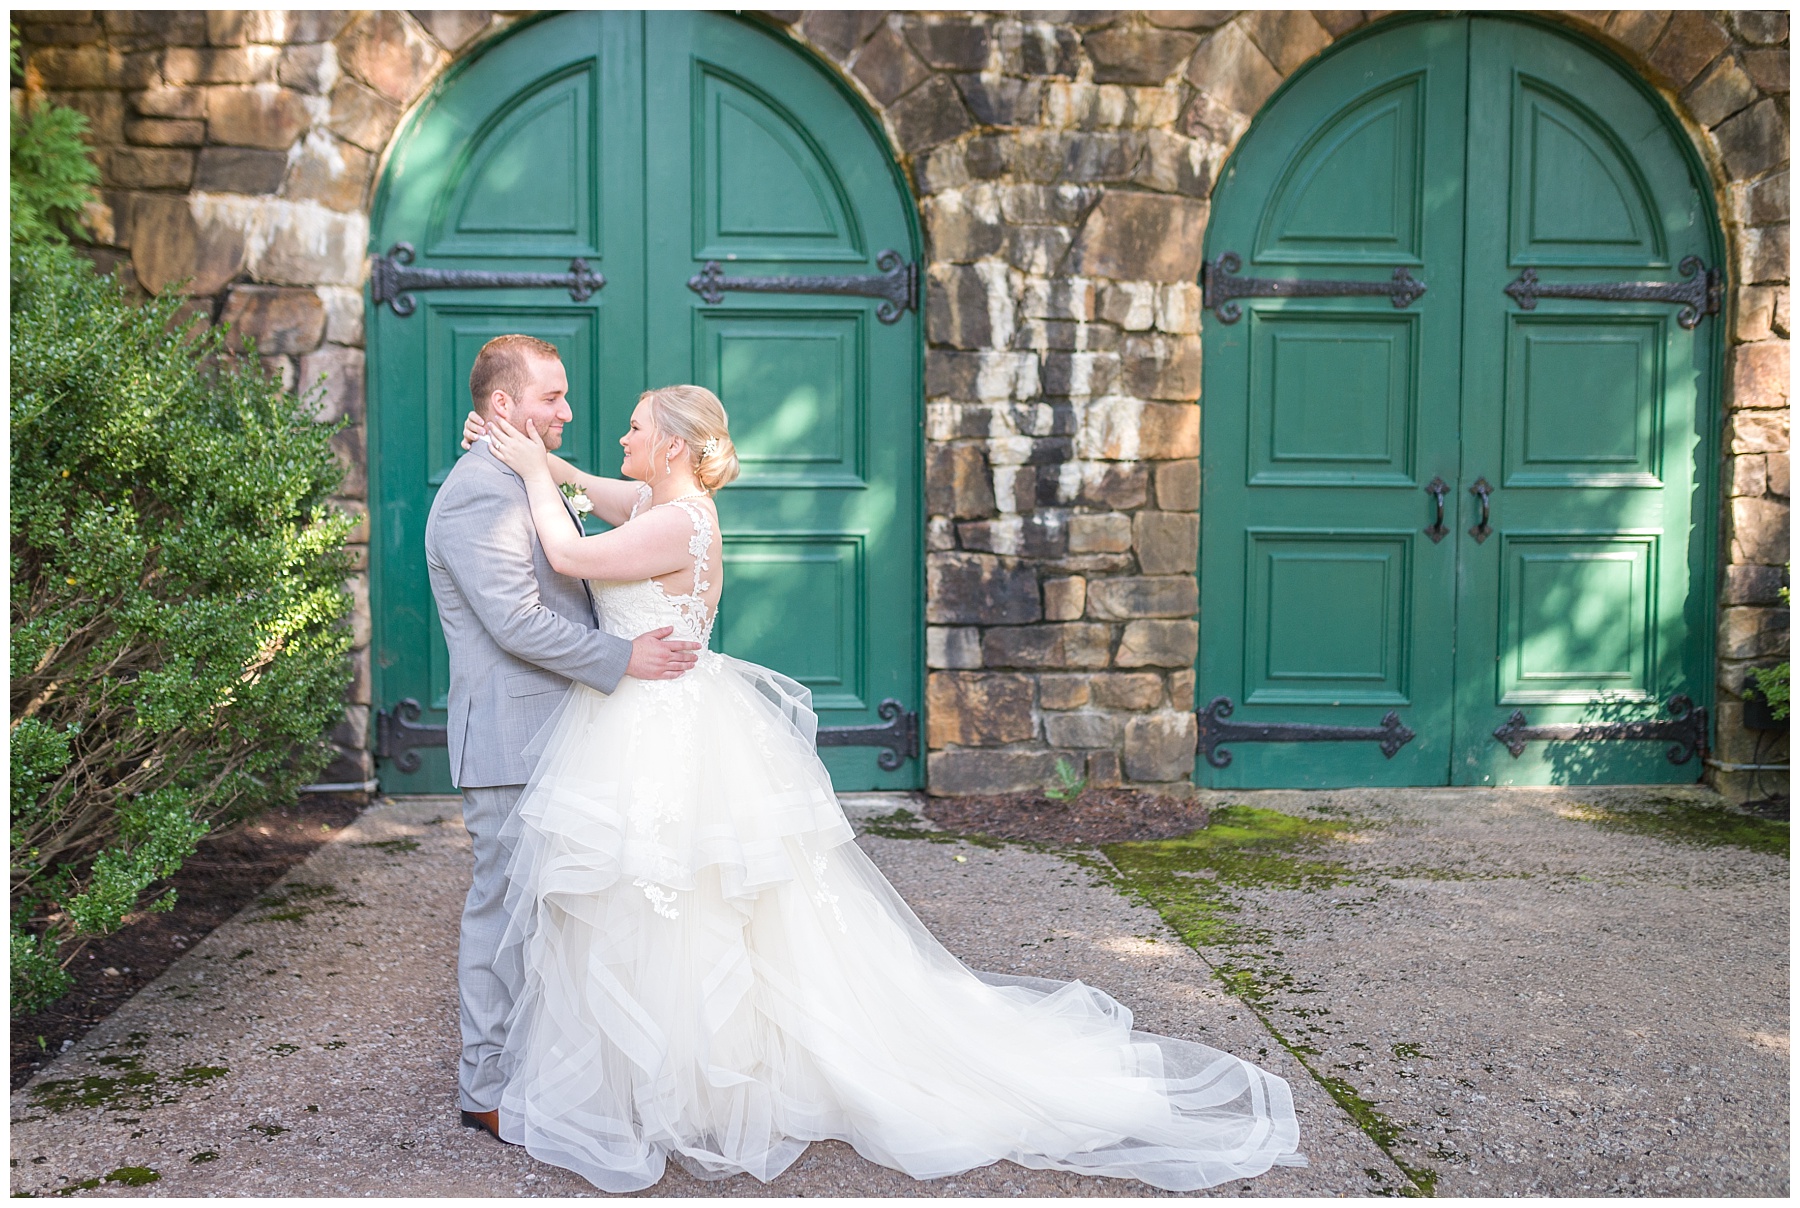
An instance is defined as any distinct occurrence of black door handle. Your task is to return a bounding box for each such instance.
[1468,477,1493,543]
[1424,476,1449,543]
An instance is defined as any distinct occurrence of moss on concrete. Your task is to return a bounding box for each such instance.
[1561,800,1788,856]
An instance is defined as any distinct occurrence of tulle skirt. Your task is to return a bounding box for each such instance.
[493,651,1303,1192]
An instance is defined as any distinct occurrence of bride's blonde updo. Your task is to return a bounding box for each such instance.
[641,384,740,492]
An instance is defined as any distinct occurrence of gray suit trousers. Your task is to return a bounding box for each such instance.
[458,783,525,1112]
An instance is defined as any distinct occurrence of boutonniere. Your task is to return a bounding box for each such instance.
[559,482,593,519]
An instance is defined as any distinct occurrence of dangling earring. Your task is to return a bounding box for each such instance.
[665,444,676,478]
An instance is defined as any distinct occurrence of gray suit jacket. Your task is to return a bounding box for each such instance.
[424,440,631,788]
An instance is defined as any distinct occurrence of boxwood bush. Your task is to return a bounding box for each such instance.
[10,239,356,1015]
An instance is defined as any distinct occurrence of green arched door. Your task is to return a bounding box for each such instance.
[370,12,924,793]
[1199,16,1721,787]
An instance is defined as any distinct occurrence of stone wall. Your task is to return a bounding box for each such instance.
[13,10,1788,799]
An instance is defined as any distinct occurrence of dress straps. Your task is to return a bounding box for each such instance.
[668,499,713,601]
[628,482,653,521]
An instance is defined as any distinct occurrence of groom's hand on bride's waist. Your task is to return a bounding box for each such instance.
[625,626,702,680]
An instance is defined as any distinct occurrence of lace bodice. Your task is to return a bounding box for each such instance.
[590,488,716,648]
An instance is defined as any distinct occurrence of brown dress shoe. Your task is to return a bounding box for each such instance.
[459,1108,512,1143]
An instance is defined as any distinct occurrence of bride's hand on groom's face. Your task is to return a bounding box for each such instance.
[487,416,551,478]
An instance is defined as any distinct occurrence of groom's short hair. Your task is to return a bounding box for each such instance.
[470,334,561,416]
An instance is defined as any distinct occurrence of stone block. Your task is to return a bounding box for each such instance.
[1073,191,1207,283]
[1685,54,1759,129]
[162,46,278,86]
[1115,619,1199,667]
[1169,668,1195,710]
[1072,461,1150,509]
[1769,452,1789,498]
[995,20,1083,78]
[195,146,288,194]
[927,749,1061,796]
[1605,10,1671,57]
[125,117,205,147]
[1039,673,1091,709]
[1732,454,1768,497]
[410,10,493,52]
[926,264,994,349]
[1313,12,1370,37]
[1009,129,1145,184]
[1099,280,1157,329]
[1185,23,1283,118]
[851,22,930,106]
[1728,410,1789,455]
[327,78,401,153]
[1735,285,1780,343]
[131,86,207,120]
[1725,562,1791,606]
[128,194,199,295]
[926,443,997,518]
[331,424,367,500]
[1045,710,1122,748]
[344,644,372,705]
[279,43,340,95]
[1078,398,1200,461]
[244,199,368,286]
[1734,340,1790,408]
[1648,10,1732,89]
[998,183,1096,226]
[1730,496,1789,565]
[1082,27,1200,85]
[927,626,983,670]
[1156,282,1203,335]
[106,147,195,190]
[1154,459,1199,510]
[800,11,887,62]
[331,703,370,751]
[1241,10,1335,76]
[340,10,446,106]
[1741,225,1788,286]
[926,349,1040,403]
[1742,48,1789,94]
[928,516,957,551]
[1003,225,1075,275]
[1123,711,1197,781]
[1086,576,1197,620]
[1020,277,1097,322]
[1123,332,1201,400]
[1068,512,1133,553]
[1086,748,1123,788]
[1134,511,1198,575]
[958,514,1069,559]
[221,285,327,355]
[927,672,1036,747]
[300,344,367,424]
[1736,170,1789,226]
[1131,128,1212,197]
[101,9,205,48]
[983,623,1112,668]
[1718,101,1787,182]
[924,189,1004,262]
[283,129,376,211]
[15,19,104,47]
[206,85,310,150]
[1041,351,1119,399]
[1043,576,1086,620]
[1092,671,1163,710]
[890,75,975,152]
[1042,81,1180,131]
[908,18,991,72]
[1733,11,1789,44]
[1718,605,1788,660]
[927,552,1040,625]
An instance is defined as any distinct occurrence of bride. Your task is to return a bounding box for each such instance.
[470,384,1303,1192]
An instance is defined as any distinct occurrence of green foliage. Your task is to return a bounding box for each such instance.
[10,241,356,1015]
[9,35,101,246]
[1043,756,1087,801]
[1748,663,1789,722]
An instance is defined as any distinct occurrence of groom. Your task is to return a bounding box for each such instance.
[424,334,699,1140]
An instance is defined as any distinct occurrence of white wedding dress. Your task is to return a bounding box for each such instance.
[492,493,1303,1191]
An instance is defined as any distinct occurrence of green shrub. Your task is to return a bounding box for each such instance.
[10,240,356,1015]
[10,30,101,246]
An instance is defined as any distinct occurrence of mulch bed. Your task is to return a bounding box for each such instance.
[10,792,368,1090]
[921,788,1209,846]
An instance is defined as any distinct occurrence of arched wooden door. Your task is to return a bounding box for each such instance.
[1198,16,1722,787]
[369,12,924,793]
